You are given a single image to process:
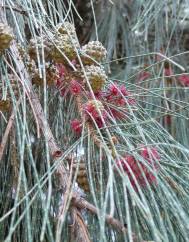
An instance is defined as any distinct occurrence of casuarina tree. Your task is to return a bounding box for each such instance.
[0,1,189,241]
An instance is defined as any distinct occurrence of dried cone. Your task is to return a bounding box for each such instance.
[83,65,107,92]
[0,75,20,100]
[0,23,14,51]
[50,34,79,64]
[81,41,107,65]
[0,99,11,112]
[32,64,59,87]
[28,36,51,61]
[18,44,26,58]
[8,74,20,98]
[73,161,90,193]
[46,64,60,86]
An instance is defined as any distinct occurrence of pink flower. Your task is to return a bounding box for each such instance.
[178,74,189,86]
[70,119,82,135]
[137,71,151,82]
[69,80,82,95]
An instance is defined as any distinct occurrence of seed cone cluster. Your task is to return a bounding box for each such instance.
[50,34,79,63]
[0,74,20,112]
[28,36,51,61]
[32,63,59,87]
[83,65,107,92]
[56,22,77,36]
[81,41,107,65]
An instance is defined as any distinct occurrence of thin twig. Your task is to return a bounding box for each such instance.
[0,99,20,161]
[0,4,28,17]
[70,206,92,242]
[72,194,126,233]
[56,157,74,242]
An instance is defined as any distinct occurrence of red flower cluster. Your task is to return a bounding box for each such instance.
[116,146,160,189]
[178,74,189,86]
[104,83,135,119]
[137,71,151,82]
[56,64,82,96]
[69,79,82,94]
[83,100,107,128]
[70,119,82,135]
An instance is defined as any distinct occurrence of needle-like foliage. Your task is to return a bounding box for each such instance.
[0,1,189,242]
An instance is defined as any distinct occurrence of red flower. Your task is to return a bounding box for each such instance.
[137,71,151,82]
[108,84,119,96]
[70,119,82,135]
[120,85,129,96]
[127,98,136,105]
[59,86,67,96]
[139,146,160,163]
[116,150,159,189]
[83,100,107,127]
[69,80,82,95]
[56,64,66,91]
[164,115,171,125]
[178,74,189,86]
[109,108,125,119]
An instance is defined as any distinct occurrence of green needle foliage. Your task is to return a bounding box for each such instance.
[0,1,189,242]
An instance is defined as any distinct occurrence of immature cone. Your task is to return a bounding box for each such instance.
[73,161,90,193]
[83,65,107,91]
[50,34,79,63]
[81,41,107,65]
[0,99,11,112]
[0,23,14,51]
